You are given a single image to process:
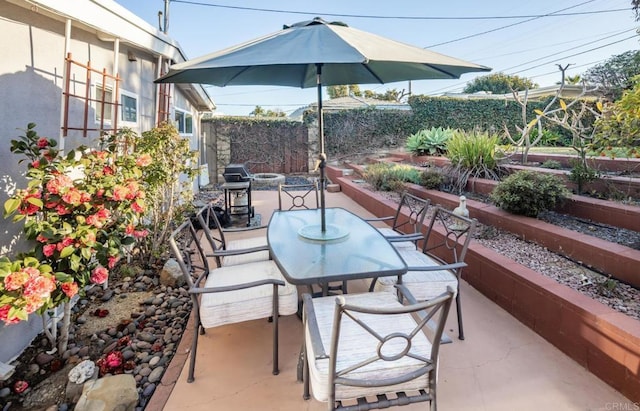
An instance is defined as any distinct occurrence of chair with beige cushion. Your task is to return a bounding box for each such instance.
[278,181,320,211]
[196,204,270,267]
[302,286,454,411]
[371,206,476,340]
[278,182,347,295]
[365,191,430,250]
[169,217,298,382]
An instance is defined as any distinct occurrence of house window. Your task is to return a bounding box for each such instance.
[95,86,113,123]
[174,109,193,134]
[121,93,138,124]
[94,85,138,126]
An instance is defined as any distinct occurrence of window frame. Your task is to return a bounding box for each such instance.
[93,84,139,127]
[174,108,193,135]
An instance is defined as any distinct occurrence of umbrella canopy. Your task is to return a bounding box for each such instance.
[156,17,491,235]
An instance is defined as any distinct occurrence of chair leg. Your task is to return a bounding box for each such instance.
[272,284,280,375]
[188,314,201,383]
[429,369,437,411]
[456,291,464,340]
[302,342,311,400]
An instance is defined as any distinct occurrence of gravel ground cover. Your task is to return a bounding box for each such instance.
[373,188,640,321]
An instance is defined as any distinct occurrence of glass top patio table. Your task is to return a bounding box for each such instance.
[267,207,407,287]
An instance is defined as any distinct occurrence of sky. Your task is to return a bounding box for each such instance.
[114,0,639,116]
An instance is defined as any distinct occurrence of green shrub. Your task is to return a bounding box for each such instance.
[490,170,571,217]
[540,159,563,169]
[363,162,422,191]
[405,127,453,156]
[568,159,599,194]
[420,169,445,189]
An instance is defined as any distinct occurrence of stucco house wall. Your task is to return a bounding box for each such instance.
[0,0,214,366]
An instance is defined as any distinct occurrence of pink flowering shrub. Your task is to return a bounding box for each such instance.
[0,124,149,326]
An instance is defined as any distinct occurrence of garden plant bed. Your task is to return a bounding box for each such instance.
[0,266,192,411]
[327,164,640,403]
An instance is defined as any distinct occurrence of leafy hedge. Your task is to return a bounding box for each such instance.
[204,96,598,174]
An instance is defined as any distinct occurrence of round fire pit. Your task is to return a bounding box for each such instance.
[251,173,285,188]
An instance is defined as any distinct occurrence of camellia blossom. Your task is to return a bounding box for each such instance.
[0,305,20,325]
[61,188,82,205]
[56,237,74,251]
[45,174,73,195]
[107,256,120,269]
[61,281,79,298]
[4,269,31,291]
[131,200,145,214]
[23,275,56,300]
[90,266,108,285]
[42,244,56,257]
[19,191,42,216]
[37,137,49,149]
[112,185,129,201]
[136,153,152,167]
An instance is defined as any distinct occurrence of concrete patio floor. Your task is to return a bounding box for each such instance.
[150,189,635,411]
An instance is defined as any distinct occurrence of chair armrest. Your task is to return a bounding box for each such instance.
[363,216,394,223]
[189,278,285,294]
[395,284,452,345]
[208,244,270,257]
[302,293,328,359]
[385,233,424,243]
[222,225,268,233]
[406,261,467,272]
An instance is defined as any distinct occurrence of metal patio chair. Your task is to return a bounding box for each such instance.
[365,192,430,250]
[302,286,454,411]
[371,206,477,340]
[196,204,270,267]
[278,181,347,295]
[169,217,298,382]
[278,181,320,211]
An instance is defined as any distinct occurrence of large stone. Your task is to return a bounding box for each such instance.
[68,359,95,384]
[74,374,138,411]
[159,259,184,287]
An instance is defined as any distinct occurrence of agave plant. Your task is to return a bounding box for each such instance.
[405,127,453,156]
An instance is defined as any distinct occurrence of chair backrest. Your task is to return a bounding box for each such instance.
[328,289,455,403]
[194,205,227,266]
[421,205,477,268]
[168,217,211,296]
[278,181,319,211]
[391,192,430,235]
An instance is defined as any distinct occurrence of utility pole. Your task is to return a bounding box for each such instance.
[163,0,170,34]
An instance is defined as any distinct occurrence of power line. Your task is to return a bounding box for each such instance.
[507,34,638,75]
[425,0,598,48]
[500,28,638,72]
[421,26,638,95]
[170,0,627,21]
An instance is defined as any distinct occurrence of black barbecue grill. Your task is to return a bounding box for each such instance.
[221,163,254,226]
[223,163,252,183]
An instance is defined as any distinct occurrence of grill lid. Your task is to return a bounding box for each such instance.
[223,163,252,182]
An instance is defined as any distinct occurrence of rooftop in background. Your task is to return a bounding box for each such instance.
[443,84,603,100]
[289,95,410,120]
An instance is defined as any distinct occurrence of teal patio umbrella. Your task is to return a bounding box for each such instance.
[156,17,490,236]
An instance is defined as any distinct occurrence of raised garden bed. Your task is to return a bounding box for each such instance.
[326,164,640,404]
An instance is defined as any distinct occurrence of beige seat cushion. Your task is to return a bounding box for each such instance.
[222,236,270,266]
[200,260,298,328]
[374,249,458,301]
[305,292,433,402]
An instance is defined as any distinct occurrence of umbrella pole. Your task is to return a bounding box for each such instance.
[316,63,326,233]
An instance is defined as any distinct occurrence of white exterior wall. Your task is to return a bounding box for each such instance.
[0,0,213,365]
